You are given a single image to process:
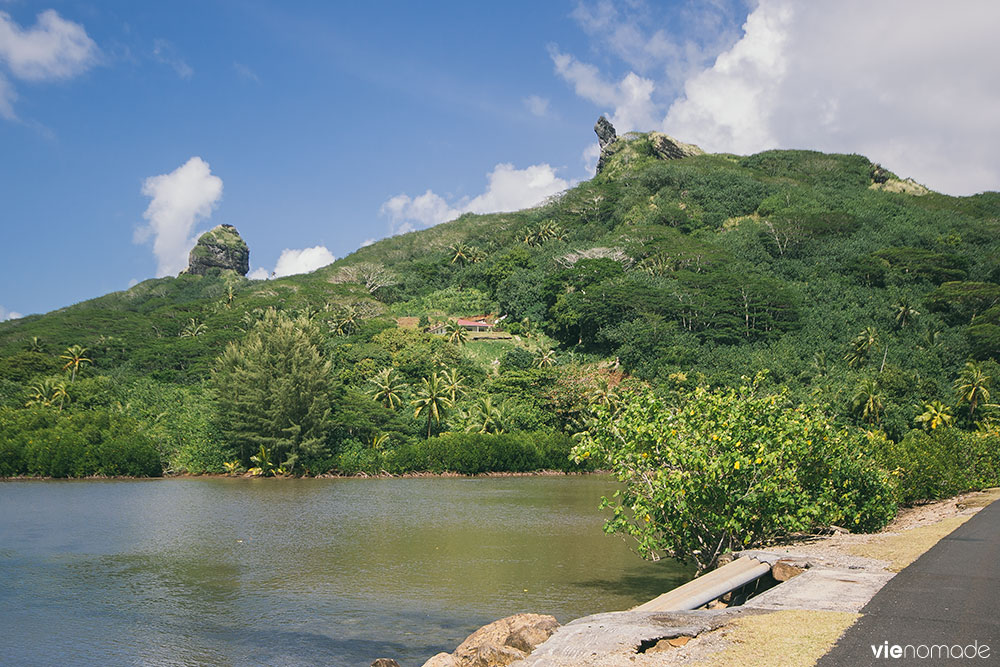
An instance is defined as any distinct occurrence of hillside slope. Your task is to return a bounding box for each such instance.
[1,126,998,475]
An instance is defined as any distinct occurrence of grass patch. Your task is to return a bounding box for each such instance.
[694,610,859,667]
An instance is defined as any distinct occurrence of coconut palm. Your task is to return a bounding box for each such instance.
[465,245,486,264]
[449,243,471,265]
[536,349,557,368]
[27,336,44,353]
[844,327,879,369]
[440,367,466,402]
[60,345,92,382]
[331,304,360,336]
[588,377,619,413]
[954,361,991,419]
[892,299,919,329]
[851,377,885,425]
[180,318,206,337]
[370,432,390,451]
[446,320,468,346]
[369,368,407,410]
[412,372,453,438]
[466,395,507,434]
[914,401,955,431]
[26,377,69,410]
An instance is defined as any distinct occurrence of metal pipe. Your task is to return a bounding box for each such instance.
[633,557,772,612]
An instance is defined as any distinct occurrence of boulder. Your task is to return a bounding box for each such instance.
[421,653,457,667]
[423,613,560,667]
[370,660,401,667]
[182,224,250,276]
[649,132,704,161]
[772,559,807,582]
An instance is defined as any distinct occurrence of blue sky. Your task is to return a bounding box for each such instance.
[2,1,999,320]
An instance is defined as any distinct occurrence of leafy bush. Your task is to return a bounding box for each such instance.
[877,428,1000,503]
[0,407,162,478]
[333,431,579,475]
[573,376,896,572]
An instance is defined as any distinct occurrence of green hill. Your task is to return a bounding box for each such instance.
[1,127,998,480]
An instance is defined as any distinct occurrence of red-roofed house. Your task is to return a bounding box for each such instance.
[428,316,495,334]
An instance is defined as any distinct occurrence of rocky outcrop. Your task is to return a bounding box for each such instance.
[649,132,705,161]
[594,116,617,150]
[594,116,617,175]
[594,117,704,176]
[182,224,250,276]
[421,614,560,667]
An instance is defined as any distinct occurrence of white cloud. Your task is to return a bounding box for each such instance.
[360,237,377,248]
[0,9,97,119]
[136,157,223,277]
[569,0,747,93]
[0,71,14,119]
[248,267,270,280]
[0,305,23,321]
[127,278,139,288]
[271,246,336,278]
[549,47,657,133]
[524,94,550,117]
[234,61,259,83]
[381,162,570,233]
[559,0,1000,195]
[153,39,192,79]
[0,9,97,80]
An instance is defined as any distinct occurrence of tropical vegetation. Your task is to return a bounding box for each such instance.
[1,131,997,569]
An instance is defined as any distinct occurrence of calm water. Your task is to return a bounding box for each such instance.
[0,476,690,666]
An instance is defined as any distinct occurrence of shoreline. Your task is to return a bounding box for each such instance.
[0,469,602,482]
[417,488,1000,667]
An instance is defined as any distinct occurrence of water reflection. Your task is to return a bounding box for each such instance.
[0,477,690,666]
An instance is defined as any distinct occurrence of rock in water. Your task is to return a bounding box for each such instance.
[421,613,560,667]
[182,224,250,276]
[594,115,617,149]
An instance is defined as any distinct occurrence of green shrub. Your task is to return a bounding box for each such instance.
[0,408,162,478]
[333,431,579,475]
[573,376,897,572]
[878,428,1000,503]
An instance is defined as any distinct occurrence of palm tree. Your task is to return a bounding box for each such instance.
[844,327,879,369]
[449,243,471,265]
[914,401,955,431]
[810,350,828,378]
[331,304,360,336]
[370,432,390,451]
[466,245,486,264]
[440,367,466,402]
[538,220,562,241]
[369,368,407,410]
[26,377,69,410]
[446,320,468,346]
[412,372,453,438]
[892,299,919,329]
[536,349,557,368]
[60,345,92,382]
[851,377,885,425]
[588,377,619,413]
[467,395,506,434]
[180,318,206,337]
[954,361,991,419]
[27,336,44,353]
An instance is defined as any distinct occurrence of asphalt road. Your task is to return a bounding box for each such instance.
[818,499,1000,666]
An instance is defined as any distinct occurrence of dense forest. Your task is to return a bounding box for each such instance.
[1,130,997,564]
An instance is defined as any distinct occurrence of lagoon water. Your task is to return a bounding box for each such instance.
[0,476,689,666]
